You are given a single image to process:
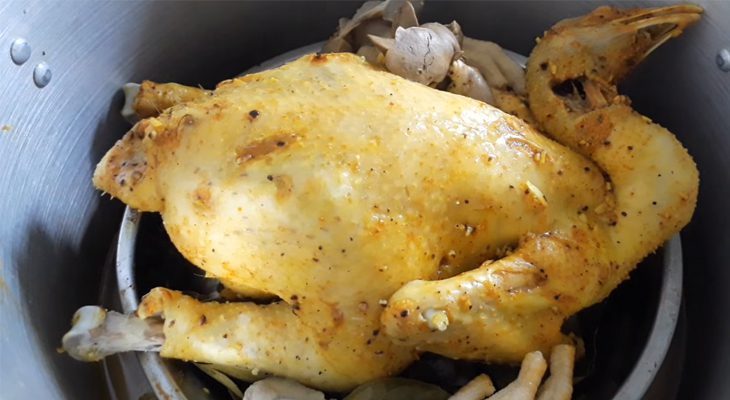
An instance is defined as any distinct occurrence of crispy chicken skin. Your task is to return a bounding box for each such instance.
[90,40,696,389]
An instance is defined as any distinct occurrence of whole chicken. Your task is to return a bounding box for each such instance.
[63,4,699,392]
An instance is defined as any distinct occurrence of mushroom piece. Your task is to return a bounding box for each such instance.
[322,36,353,53]
[353,19,393,47]
[420,22,461,53]
[323,0,423,53]
[459,37,536,122]
[242,377,326,400]
[445,20,464,46]
[357,45,385,66]
[462,37,526,94]
[368,34,396,52]
[447,59,495,104]
[338,1,392,38]
[372,24,460,86]
[322,1,534,123]
[385,0,420,31]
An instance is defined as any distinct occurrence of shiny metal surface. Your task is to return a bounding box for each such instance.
[116,209,184,399]
[615,236,683,400]
[1,1,728,399]
[717,48,730,72]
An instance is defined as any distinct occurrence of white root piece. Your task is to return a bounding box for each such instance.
[462,37,526,94]
[487,351,547,400]
[448,374,496,400]
[383,25,459,86]
[61,306,164,361]
[448,345,575,400]
[448,59,495,105]
[242,377,326,400]
[536,345,576,400]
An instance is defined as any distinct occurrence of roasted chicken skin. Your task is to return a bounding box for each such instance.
[97,52,601,389]
[76,5,698,390]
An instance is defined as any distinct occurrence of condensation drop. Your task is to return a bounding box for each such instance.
[33,62,52,88]
[10,38,31,65]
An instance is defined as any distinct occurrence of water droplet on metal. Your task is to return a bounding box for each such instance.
[33,62,52,88]
[10,38,31,65]
[717,48,730,72]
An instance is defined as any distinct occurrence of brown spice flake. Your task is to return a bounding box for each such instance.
[235,133,299,165]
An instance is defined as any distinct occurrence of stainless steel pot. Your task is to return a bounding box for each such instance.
[1,1,728,399]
